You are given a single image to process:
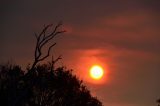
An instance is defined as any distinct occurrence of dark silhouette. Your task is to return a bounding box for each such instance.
[31,23,65,70]
[0,23,103,106]
[0,63,102,106]
[157,99,160,106]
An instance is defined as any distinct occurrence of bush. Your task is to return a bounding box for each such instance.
[0,63,102,106]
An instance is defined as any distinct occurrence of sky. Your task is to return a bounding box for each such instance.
[1,0,160,106]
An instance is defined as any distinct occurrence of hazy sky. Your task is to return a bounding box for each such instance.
[1,0,160,106]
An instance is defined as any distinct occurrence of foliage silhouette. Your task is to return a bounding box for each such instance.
[0,63,102,106]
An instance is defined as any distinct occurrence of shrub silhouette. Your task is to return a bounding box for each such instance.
[0,64,102,106]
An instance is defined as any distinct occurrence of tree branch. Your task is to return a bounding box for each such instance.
[38,43,56,61]
[31,23,65,70]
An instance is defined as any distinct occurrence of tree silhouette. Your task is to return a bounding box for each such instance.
[0,63,102,106]
[0,23,103,106]
[157,99,160,106]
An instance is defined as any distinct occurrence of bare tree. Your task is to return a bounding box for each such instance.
[31,23,65,70]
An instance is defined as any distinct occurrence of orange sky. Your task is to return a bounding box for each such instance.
[1,0,160,106]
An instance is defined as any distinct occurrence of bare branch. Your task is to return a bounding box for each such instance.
[31,23,65,70]
[39,30,65,50]
[50,55,62,71]
[39,24,53,38]
[38,43,56,61]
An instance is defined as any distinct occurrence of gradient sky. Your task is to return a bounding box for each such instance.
[1,0,160,106]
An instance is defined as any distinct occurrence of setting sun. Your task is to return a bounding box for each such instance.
[89,65,104,80]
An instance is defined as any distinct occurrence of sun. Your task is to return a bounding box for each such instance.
[89,65,104,80]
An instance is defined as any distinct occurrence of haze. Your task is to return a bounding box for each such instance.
[1,0,160,106]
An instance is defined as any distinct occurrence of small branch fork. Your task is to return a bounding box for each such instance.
[50,55,62,71]
[31,23,65,70]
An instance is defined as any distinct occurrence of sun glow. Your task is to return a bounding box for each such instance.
[89,65,104,80]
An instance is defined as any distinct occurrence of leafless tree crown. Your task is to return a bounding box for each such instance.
[31,23,65,70]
